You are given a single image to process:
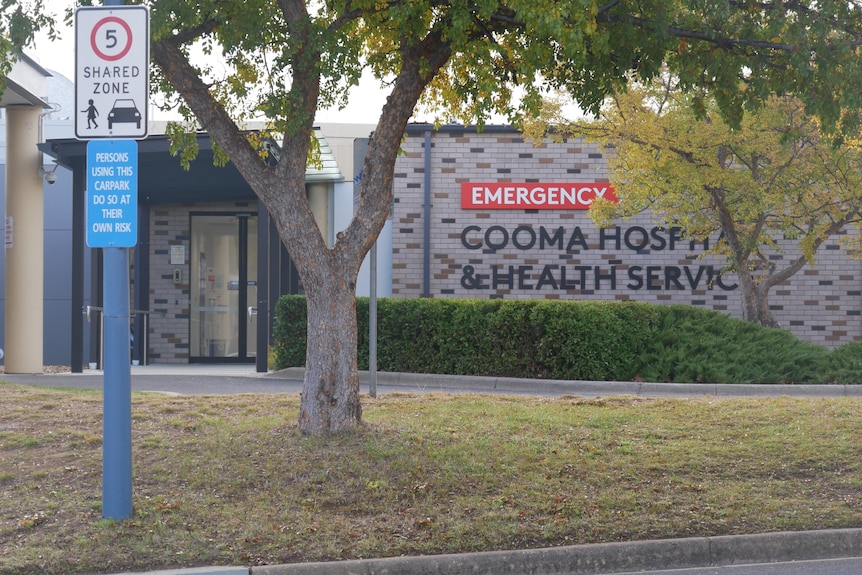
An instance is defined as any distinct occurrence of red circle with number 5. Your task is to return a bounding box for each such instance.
[90,16,133,61]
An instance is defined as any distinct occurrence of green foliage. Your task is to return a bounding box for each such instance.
[274,296,857,385]
[141,0,862,142]
[150,0,364,131]
[636,306,828,384]
[547,77,862,328]
[529,300,658,380]
[819,342,862,385]
[583,81,862,265]
[164,123,200,170]
[0,0,56,78]
[272,295,309,369]
[278,296,659,380]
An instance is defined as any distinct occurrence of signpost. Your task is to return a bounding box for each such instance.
[76,2,148,521]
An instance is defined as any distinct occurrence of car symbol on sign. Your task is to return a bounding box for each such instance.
[108,99,142,129]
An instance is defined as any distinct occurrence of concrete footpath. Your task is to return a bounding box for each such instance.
[6,365,862,575]
[6,364,862,398]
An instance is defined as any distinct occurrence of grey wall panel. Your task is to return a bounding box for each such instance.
[43,299,70,365]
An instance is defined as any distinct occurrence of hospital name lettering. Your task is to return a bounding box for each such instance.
[460,264,737,291]
[460,225,703,252]
[458,225,738,292]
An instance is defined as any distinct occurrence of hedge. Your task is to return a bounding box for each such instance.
[273,296,859,384]
[274,295,661,381]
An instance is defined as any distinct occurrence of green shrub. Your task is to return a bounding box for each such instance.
[272,296,859,384]
[273,296,659,379]
[638,306,828,384]
[529,300,659,380]
[819,341,862,384]
[272,295,308,369]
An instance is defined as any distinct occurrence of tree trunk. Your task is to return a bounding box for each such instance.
[744,251,816,329]
[289,36,452,436]
[736,263,779,328]
[297,263,362,435]
[708,187,780,328]
[746,285,780,328]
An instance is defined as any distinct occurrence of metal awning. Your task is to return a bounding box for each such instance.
[1,53,51,108]
[39,130,343,204]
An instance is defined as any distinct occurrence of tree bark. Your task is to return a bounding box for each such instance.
[289,34,453,434]
[735,263,778,327]
[297,258,362,434]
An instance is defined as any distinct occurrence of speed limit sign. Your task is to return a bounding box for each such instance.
[75,6,149,140]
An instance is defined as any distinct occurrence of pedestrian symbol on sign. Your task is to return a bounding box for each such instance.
[82,99,99,129]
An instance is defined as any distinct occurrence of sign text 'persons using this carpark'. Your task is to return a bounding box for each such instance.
[75,5,149,140]
[86,139,138,248]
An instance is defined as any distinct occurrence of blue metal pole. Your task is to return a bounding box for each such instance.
[102,246,132,519]
[99,0,133,524]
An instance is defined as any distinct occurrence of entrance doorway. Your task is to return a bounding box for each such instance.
[189,213,257,362]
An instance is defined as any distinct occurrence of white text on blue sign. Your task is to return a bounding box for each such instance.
[86,140,138,248]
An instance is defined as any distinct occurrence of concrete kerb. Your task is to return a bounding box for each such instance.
[276,368,862,397]
[250,528,862,575]
[103,528,862,575]
[106,568,247,575]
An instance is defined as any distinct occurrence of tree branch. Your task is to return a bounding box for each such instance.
[339,28,452,262]
[150,37,270,176]
[600,8,862,52]
[160,18,219,46]
[758,216,855,294]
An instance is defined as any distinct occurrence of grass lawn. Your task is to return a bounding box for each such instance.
[1,382,861,574]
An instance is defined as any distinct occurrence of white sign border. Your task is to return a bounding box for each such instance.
[75,5,150,140]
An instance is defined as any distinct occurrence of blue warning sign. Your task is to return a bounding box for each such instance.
[86,139,138,248]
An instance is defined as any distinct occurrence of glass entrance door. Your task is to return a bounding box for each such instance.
[190,214,257,362]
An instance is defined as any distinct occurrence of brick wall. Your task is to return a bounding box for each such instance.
[391,126,862,348]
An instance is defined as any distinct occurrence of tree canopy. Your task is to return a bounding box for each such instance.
[4,1,862,433]
[0,0,55,76]
[567,76,862,326]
